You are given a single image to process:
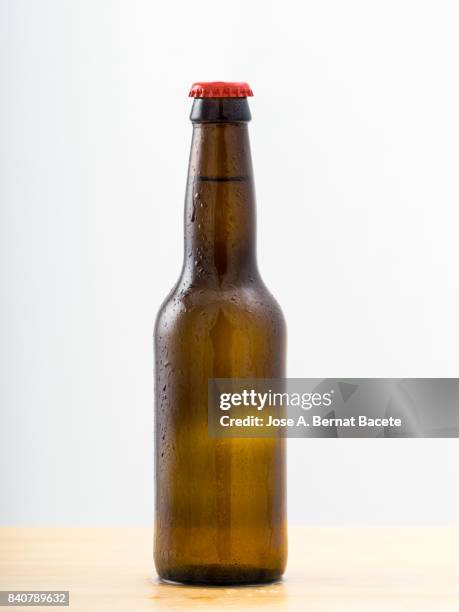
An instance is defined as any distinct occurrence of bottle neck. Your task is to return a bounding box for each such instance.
[182,99,258,286]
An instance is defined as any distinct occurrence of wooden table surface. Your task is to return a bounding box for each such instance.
[1,527,458,611]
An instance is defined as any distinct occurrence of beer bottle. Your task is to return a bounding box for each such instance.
[154,82,287,585]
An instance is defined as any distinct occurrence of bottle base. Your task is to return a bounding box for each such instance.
[157,565,283,586]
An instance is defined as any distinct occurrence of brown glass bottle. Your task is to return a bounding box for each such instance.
[154,83,287,585]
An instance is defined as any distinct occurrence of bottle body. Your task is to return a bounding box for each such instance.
[154,95,287,585]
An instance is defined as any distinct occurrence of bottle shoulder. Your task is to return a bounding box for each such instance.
[155,278,285,335]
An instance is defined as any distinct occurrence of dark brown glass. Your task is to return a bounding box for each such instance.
[154,97,287,585]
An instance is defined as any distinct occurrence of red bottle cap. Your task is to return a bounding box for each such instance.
[189,82,253,98]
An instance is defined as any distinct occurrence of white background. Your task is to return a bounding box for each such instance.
[1,0,459,525]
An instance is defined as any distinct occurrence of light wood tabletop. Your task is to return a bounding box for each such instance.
[1,527,458,611]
